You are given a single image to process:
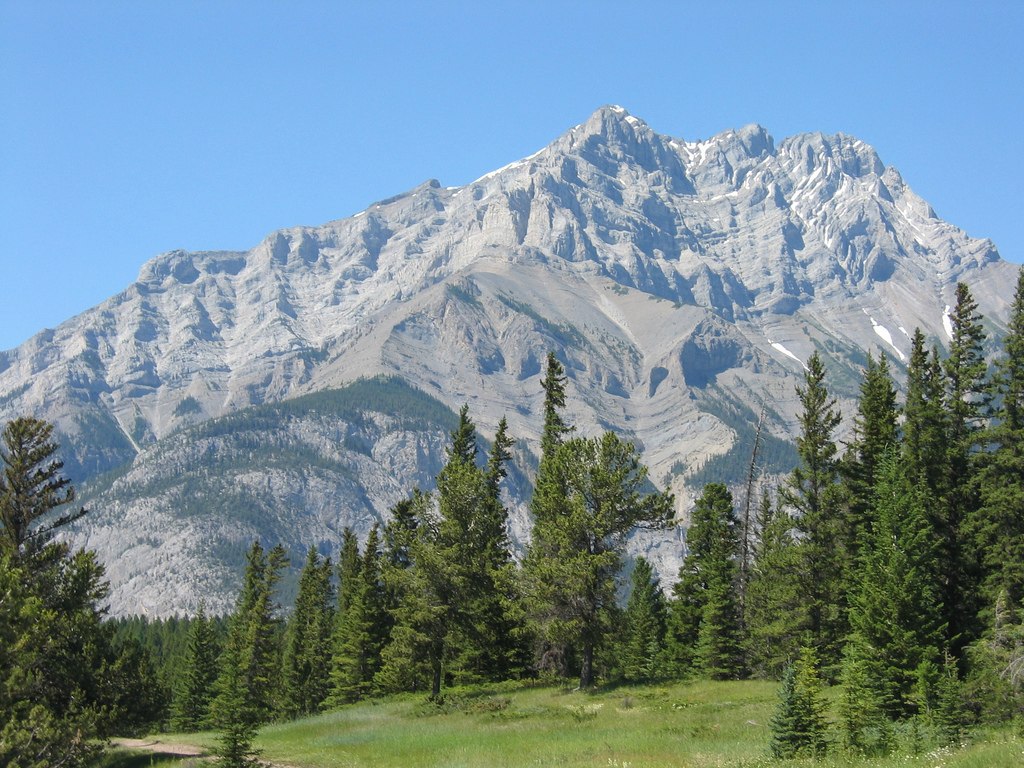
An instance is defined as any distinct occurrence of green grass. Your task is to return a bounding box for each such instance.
[131,681,1023,768]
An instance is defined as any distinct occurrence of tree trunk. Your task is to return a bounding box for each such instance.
[579,641,594,689]
[430,646,442,700]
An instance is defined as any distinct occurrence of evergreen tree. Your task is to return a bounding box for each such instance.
[770,646,828,759]
[330,526,387,703]
[282,546,334,717]
[903,330,950,496]
[212,541,288,728]
[375,492,434,694]
[779,351,844,668]
[666,483,743,679]
[971,268,1024,611]
[0,416,85,557]
[621,557,667,682]
[845,450,945,717]
[171,604,220,731]
[539,351,571,460]
[0,549,104,768]
[336,527,361,617]
[745,492,804,678]
[525,432,672,688]
[375,503,450,697]
[838,642,892,755]
[465,415,526,681]
[943,282,989,650]
[841,350,900,557]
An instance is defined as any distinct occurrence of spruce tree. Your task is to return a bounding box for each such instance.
[170,604,220,731]
[838,641,891,755]
[770,645,828,759]
[330,527,388,703]
[0,416,85,557]
[336,527,361,617]
[212,542,288,729]
[841,350,899,558]
[779,351,844,668]
[971,267,1024,611]
[745,492,804,678]
[903,330,949,496]
[943,282,989,650]
[621,557,667,682]
[282,546,334,717]
[845,450,945,717]
[666,483,743,679]
[468,416,526,681]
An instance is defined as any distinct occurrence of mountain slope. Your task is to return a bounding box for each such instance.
[0,106,1017,614]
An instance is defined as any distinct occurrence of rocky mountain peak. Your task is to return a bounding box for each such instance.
[0,107,1018,614]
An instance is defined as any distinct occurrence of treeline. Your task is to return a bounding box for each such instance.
[3,273,1024,766]
[0,419,168,766]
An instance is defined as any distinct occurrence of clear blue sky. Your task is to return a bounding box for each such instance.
[2,1,1021,351]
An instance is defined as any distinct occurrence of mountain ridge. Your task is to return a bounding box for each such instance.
[0,105,1017,614]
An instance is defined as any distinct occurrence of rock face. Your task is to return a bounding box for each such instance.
[0,106,1017,615]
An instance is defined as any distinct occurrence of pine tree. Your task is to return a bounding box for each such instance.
[745,492,805,678]
[665,483,743,679]
[170,604,220,731]
[525,352,576,677]
[336,527,361,617]
[0,417,85,557]
[846,450,945,717]
[841,350,900,558]
[770,645,828,758]
[330,526,388,703]
[282,546,334,717]
[525,432,673,688]
[212,542,288,729]
[375,505,450,697]
[903,330,949,496]
[621,557,667,682]
[838,641,892,755]
[943,282,989,651]
[467,416,526,681]
[779,351,844,669]
[971,268,1024,612]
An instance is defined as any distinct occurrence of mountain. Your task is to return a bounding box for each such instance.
[0,106,1017,615]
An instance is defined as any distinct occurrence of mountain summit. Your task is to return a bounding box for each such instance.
[0,107,1016,614]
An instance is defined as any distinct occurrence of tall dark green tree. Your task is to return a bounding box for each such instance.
[330,526,388,703]
[841,350,900,557]
[620,557,667,682]
[971,267,1024,612]
[666,483,743,679]
[282,546,335,717]
[0,418,125,766]
[779,351,844,667]
[903,330,950,495]
[212,541,288,729]
[942,282,990,650]
[745,492,804,678]
[0,548,106,768]
[0,417,85,556]
[525,432,672,688]
[170,604,220,731]
[462,416,526,681]
[843,450,944,718]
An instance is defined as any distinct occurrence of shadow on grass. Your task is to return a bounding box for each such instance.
[95,750,203,768]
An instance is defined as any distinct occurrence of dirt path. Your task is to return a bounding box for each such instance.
[110,737,206,757]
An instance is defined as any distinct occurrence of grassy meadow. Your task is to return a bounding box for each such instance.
[105,679,1024,768]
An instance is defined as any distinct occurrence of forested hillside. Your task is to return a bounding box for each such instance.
[2,273,1024,767]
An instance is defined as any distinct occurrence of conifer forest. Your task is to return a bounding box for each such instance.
[3,272,1024,766]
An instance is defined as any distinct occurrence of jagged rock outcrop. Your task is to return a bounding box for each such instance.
[0,106,1017,614]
